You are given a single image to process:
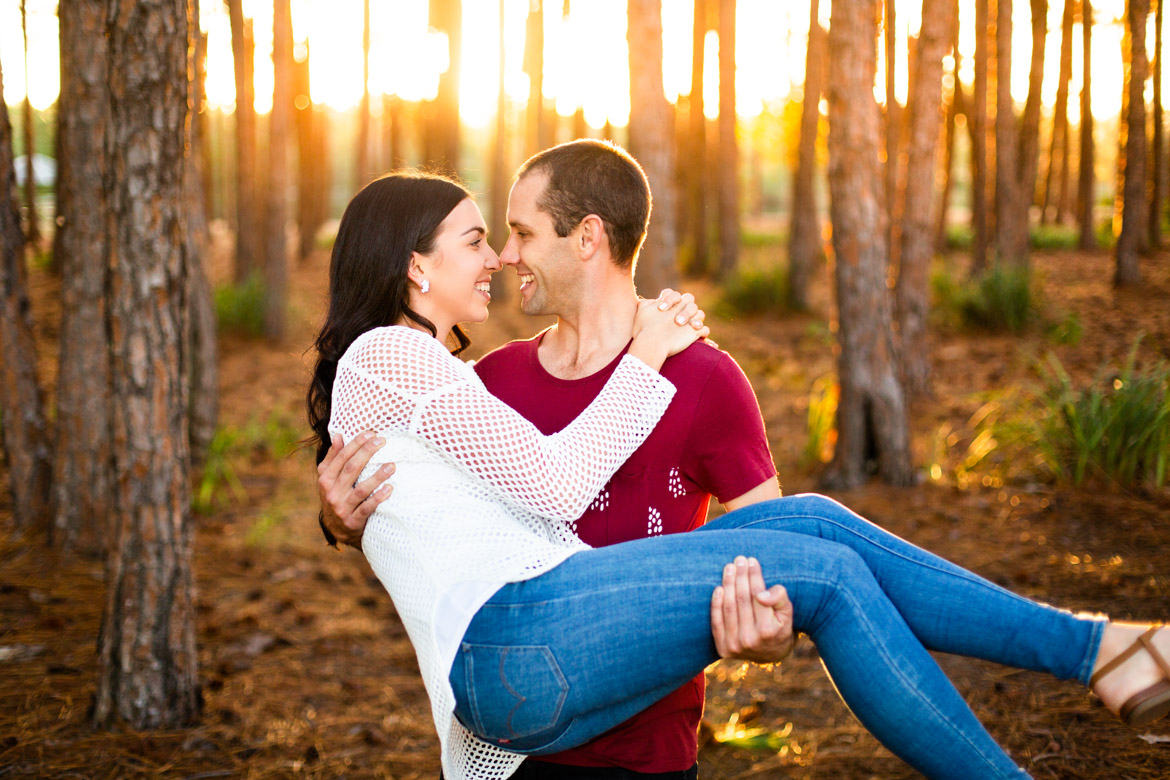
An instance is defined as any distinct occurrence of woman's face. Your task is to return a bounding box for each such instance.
[411,198,501,333]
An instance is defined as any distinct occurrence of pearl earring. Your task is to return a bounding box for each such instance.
[420,279,430,294]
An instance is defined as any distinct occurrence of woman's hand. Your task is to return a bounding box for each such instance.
[628,288,710,370]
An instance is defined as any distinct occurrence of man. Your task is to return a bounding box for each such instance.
[318,140,793,779]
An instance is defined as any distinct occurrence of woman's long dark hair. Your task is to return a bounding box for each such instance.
[307,172,472,545]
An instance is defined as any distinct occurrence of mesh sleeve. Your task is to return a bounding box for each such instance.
[338,327,677,520]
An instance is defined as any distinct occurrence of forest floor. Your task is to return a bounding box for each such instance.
[2,232,1170,779]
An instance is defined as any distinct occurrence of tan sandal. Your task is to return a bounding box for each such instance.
[1090,626,1170,727]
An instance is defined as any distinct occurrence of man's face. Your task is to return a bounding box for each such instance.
[499,172,581,317]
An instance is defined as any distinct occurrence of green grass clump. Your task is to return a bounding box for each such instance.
[718,266,789,316]
[1029,224,1079,250]
[943,224,973,251]
[802,375,839,467]
[739,227,784,248]
[1025,343,1170,489]
[214,273,266,337]
[932,265,1036,335]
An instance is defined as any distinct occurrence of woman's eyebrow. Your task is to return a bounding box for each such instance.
[460,226,486,237]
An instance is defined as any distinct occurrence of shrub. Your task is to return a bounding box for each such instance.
[933,265,1036,335]
[1027,344,1170,488]
[718,265,789,316]
[1029,224,1079,250]
[802,375,839,467]
[943,224,973,250]
[214,273,265,337]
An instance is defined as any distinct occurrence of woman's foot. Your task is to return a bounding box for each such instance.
[1091,623,1170,726]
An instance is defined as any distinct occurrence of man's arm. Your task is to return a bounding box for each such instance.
[722,476,781,512]
[317,432,394,548]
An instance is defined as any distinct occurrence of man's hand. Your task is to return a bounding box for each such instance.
[710,556,795,663]
[317,431,395,549]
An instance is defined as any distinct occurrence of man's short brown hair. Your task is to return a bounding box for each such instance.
[516,139,651,269]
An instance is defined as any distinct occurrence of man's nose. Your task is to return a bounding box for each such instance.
[498,234,519,266]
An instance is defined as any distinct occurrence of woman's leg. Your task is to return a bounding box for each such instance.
[697,494,1104,682]
[451,529,1032,779]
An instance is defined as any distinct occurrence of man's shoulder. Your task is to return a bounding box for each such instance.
[473,333,542,373]
[661,340,746,389]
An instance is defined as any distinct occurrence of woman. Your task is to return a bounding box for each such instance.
[307,173,1170,780]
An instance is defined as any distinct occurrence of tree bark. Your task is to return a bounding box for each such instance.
[1117,0,1149,286]
[93,0,199,729]
[1017,0,1048,219]
[1042,0,1075,224]
[1078,0,1097,249]
[884,0,902,250]
[627,0,679,294]
[788,0,826,311]
[716,0,739,278]
[0,58,52,533]
[294,45,319,262]
[430,0,462,176]
[265,0,293,340]
[188,0,217,464]
[52,0,110,553]
[523,1,550,155]
[357,0,371,186]
[19,0,41,247]
[226,0,259,282]
[934,2,963,251]
[823,0,914,490]
[490,0,510,302]
[897,0,955,397]
[995,0,1028,265]
[971,0,991,271]
[683,0,710,276]
[1150,0,1165,249]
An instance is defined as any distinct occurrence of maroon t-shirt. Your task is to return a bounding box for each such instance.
[473,330,776,773]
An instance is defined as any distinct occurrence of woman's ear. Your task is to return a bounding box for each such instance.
[407,253,427,287]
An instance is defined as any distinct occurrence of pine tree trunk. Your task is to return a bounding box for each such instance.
[788,0,826,311]
[822,0,914,490]
[430,0,462,175]
[93,0,199,729]
[52,0,110,553]
[0,59,52,533]
[383,93,402,169]
[1117,0,1149,286]
[897,0,955,397]
[627,0,679,295]
[523,2,549,156]
[716,0,739,278]
[995,0,1028,265]
[1150,0,1165,249]
[490,0,510,302]
[357,0,371,185]
[19,1,41,247]
[188,0,217,464]
[1041,0,1074,224]
[935,2,963,251]
[971,0,991,271]
[1017,0,1048,221]
[294,47,316,262]
[226,0,259,282]
[683,0,710,276]
[265,0,292,340]
[884,0,901,250]
[1078,0,1097,249]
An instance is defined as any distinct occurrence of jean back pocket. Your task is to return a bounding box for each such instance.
[460,643,570,741]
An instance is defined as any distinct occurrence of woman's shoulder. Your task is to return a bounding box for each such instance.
[342,326,468,387]
[345,325,451,363]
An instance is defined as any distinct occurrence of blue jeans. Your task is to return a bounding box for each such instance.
[449,494,1105,780]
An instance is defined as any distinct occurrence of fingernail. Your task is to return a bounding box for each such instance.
[748,557,759,568]
[381,464,395,474]
[372,437,385,446]
[724,564,735,576]
[675,315,687,325]
[755,591,769,600]
[658,301,669,310]
[362,432,374,440]
[735,556,747,567]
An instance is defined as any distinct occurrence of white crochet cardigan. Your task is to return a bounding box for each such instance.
[328,326,676,780]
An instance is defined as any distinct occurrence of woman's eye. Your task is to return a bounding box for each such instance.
[471,239,482,248]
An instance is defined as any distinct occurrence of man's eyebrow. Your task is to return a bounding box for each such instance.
[507,219,529,229]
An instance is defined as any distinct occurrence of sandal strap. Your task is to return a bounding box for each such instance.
[1091,626,1166,689]
[1140,628,1170,681]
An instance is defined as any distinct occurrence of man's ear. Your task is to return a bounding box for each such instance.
[576,214,606,260]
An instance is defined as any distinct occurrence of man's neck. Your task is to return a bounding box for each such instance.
[538,277,639,380]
